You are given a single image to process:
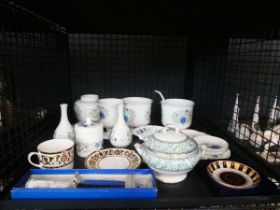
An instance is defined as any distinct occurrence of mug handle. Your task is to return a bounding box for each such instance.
[27,152,43,168]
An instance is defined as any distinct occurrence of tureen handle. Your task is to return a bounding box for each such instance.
[199,145,207,159]
[134,143,144,156]
[164,124,181,133]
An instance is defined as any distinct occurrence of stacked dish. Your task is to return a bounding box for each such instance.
[194,135,231,160]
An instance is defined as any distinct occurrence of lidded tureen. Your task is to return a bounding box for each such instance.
[135,127,205,183]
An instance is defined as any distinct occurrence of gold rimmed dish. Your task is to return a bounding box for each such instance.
[85,148,141,169]
[207,160,261,189]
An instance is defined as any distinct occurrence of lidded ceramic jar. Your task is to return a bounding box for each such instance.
[74,117,103,158]
[74,94,100,122]
[135,127,204,183]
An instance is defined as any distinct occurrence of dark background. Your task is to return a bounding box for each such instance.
[14,0,280,34]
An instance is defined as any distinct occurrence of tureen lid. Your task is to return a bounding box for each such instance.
[154,130,186,142]
[144,127,198,154]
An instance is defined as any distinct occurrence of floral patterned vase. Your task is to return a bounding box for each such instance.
[53,103,75,141]
[110,103,132,148]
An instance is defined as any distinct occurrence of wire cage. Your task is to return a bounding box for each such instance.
[1,0,280,209]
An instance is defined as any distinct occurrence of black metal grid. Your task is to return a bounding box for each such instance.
[0,0,69,195]
[1,0,280,209]
[68,34,189,96]
[68,33,189,121]
[193,32,280,181]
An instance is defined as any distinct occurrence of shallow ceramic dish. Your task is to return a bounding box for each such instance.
[85,148,141,169]
[133,125,163,140]
[181,129,205,139]
[202,149,231,160]
[194,135,229,155]
[207,160,261,189]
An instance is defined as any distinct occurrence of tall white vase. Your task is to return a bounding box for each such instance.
[110,103,132,148]
[54,104,75,141]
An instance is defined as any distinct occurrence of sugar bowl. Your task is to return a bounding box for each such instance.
[135,126,205,183]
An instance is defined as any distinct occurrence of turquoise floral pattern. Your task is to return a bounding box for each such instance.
[141,147,200,172]
[111,129,132,144]
[124,107,136,124]
[89,108,100,121]
[171,110,191,125]
[74,103,100,122]
[76,140,103,156]
[54,130,75,141]
[145,135,197,154]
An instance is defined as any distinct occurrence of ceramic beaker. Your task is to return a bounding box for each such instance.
[123,97,153,128]
[161,99,195,129]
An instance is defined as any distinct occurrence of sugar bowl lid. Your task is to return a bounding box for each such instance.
[144,126,198,154]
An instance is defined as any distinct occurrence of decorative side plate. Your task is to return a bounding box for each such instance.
[133,125,163,140]
[207,160,261,189]
[181,129,205,139]
[85,148,141,169]
[194,135,229,155]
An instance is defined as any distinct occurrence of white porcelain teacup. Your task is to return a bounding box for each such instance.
[161,99,195,129]
[98,98,123,139]
[123,97,153,128]
[27,139,74,169]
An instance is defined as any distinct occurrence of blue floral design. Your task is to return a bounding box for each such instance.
[100,111,105,119]
[95,142,101,149]
[172,110,191,126]
[180,117,187,124]
[124,115,128,122]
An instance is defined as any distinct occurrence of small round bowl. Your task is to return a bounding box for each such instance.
[207,160,261,189]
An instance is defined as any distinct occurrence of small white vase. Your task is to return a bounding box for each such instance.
[54,104,75,141]
[110,103,132,148]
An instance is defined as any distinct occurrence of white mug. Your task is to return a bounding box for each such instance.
[28,139,74,169]
[123,97,153,128]
[161,99,195,129]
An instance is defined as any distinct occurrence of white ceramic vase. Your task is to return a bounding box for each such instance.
[74,94,100,122]
[53,104,75,141]
[110,103,132,148]
[98,98,123,139]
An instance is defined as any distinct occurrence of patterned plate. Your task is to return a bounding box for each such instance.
[207,160,261,189]
[133,125,163,140]
[194,135,229,155]
[85,148,141,169]
[181,129,206,139]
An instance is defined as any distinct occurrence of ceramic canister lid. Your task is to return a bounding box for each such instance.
[145,128,198,154]
[75,117,101,128]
